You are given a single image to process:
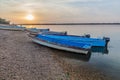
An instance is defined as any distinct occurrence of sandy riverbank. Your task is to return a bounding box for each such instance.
[0,29,111,80]
[0,30,66,80]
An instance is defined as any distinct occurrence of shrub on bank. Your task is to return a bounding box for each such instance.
[0,18,10,24]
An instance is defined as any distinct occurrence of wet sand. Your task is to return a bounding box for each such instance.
[0,29,111,80]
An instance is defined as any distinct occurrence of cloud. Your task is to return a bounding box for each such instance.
[0,0,120,23]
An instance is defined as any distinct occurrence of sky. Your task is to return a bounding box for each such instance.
[0,0,120,24]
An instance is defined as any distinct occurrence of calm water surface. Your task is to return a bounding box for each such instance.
[25,25,120,80]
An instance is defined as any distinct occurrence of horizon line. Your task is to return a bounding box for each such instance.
[16,22,120,25]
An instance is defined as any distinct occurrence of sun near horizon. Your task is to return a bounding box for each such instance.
[25,14,34,21]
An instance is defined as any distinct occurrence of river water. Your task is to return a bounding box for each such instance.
[25,25,120,80]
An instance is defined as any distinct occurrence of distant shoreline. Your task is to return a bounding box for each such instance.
[17,23,120,25]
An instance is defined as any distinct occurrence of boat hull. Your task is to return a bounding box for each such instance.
[0,26,25,31]
[32,38,90,54]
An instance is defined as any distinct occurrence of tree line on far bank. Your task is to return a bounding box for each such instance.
[0,18,10,24]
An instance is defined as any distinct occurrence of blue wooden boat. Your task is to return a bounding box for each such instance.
[0,25,25,31]
[27,28,50,33]
[32,34,91,54]
[31,31,110,54]
[37,34,110,47]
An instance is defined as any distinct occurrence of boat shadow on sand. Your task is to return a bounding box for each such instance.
[49,46,109,62]
[33,42,109,62]
[51,49,92,62]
